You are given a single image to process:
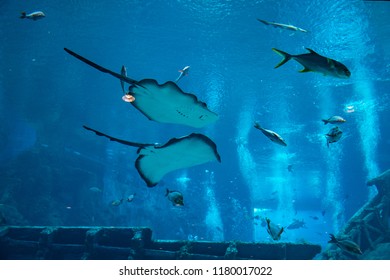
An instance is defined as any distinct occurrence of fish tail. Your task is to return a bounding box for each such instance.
[20,12,26,19]
[272,48,292,68]
[328,234,337,244]
[253,122,261,130]
[257,19,270,25]
[165,189,170,196]
[322,119,328,125]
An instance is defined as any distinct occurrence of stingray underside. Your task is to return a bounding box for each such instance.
[129,79,218,128]
[64,48,218,128]
[83,126,221,187]
[135,133,221,187]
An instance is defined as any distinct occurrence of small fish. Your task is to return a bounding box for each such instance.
[111,199,123,206]
[287,219,306,230]
[120,65,127,94]
[272,48,351,79]
[126,193,136,203]
[287,164,293,172]
[254,122,287,146]
[20,11,45,20]
[322,116,346,125]
[89,187,102,193]
[266,218,284,241]
[175,66,190,83]
[257,19,308,33]
[328,234,363,255]
[166,189,184,206]
[325,126,343,147]
[309,215,319,220]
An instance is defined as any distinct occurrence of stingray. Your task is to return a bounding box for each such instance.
[83,126,221,187]
[64,48,218,128]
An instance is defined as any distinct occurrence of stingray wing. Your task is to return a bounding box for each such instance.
[130,79,218,128]
[136,133,221,187]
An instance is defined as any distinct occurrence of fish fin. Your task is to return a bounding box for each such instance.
[272,48,292,68]
[305,48,319,55]
[299,67,311,73]
[20,12,26,19]
[322,119,328,125]
[327,58,336,68]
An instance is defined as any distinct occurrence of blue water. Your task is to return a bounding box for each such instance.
[1,0,389,251]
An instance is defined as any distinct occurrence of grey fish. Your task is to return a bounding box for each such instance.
[272,48,351,79]
[111,199,123,206]
[166,189,184,206]
[254,122,287,146]
[325,126,343,147]
[266,218,284,241]
[20,11,45,20]
[257,19,308,33]
[287,219,306,230]
[328,234,362,255]
[322,116,346,125]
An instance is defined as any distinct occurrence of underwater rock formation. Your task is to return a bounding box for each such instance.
[318,169,390,259]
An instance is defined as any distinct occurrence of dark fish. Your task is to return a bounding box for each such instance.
[266,218,284,241]
[287,164,293,172]
[287,219,306,230]
[272,48,351,79]
[328,234,363,255]
[166,189,184,206]
[20,11,45,20]
[111,199,123,206]
[309,216,319,220]
[325,126,343,147]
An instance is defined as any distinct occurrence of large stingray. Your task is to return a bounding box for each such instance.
[64,48,218,128]
[83,126,221,187]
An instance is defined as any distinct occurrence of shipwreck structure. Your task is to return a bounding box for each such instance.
[318,169,390,259]
[0,226,320,260]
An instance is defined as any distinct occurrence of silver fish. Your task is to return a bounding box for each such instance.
[257,19,308,33]
[322,116,346,125]
[175,66,190,83]
[20,11,45,20]
[254,122,287,146]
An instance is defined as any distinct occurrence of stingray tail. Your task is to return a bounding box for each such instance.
[20,12,27,19]
[272,48,292,68]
